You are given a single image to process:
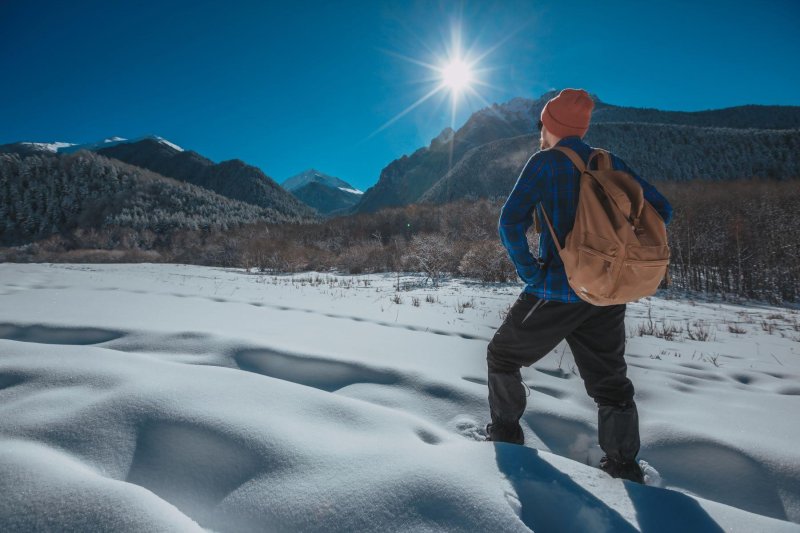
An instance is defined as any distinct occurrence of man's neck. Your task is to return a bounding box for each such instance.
[556,136,582,146]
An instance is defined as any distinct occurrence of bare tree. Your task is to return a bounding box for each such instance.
[402,233,455,286]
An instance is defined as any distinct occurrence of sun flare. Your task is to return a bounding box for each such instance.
[440,58,474,93]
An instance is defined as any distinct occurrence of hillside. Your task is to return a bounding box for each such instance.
[290,181,362,215]
[97,139,315,219]
[0,151,313,246]
[357,92,800,212]
[282,169,362,215]
[421,124,800,204]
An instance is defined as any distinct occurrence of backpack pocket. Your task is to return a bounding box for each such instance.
[572,233,619,297]
[625,244,670,262]
[620,244,670,298]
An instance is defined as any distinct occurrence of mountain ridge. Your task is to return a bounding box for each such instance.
[95,138,315,220]
[280,168,363,216]
[0,150,313,247]
[351,92,800,213]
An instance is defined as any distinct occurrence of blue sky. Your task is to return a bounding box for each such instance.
[2,0,798,190]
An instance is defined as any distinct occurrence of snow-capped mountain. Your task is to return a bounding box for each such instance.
[0,134,317,233]
[282,168,361,194]
[1,135,184,156]
[60,135,183,154]
[17,141,77,153]
[0,141,76,156]
[282,169,362,216]
[95,138,313,219]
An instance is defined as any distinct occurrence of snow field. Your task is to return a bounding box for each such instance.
[1,263,798,532]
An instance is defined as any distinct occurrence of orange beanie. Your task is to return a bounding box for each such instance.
[540,88,595,138]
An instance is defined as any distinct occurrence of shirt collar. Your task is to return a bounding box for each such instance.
[555,135,586,148]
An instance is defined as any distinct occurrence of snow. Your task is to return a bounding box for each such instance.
[17,135,181,155]
[19,141,76,152]
[477,97,535,126]
[152,136,184,152]
[283,169,357,193]
[46,135,182,154]
[57,136,137,154]
[1,262,798,532]
[501,97,535,120]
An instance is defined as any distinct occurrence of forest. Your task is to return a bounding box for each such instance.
[2,152,797,304]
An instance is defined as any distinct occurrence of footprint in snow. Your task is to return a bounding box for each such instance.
[450,415,487,441]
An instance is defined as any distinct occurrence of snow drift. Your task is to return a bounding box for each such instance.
[1,263,798,532]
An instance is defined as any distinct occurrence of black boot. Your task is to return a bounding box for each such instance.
[486,369,527,444]
[598,401,643,483]
[485,422,524,444]
[599,455,644,483]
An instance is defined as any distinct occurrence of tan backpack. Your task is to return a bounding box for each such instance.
[539,146,670,306]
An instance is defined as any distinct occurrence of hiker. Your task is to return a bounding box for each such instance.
[485,88,673,483]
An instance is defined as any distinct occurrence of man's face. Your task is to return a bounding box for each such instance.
[539,128,551,150]
[537,119,551,150]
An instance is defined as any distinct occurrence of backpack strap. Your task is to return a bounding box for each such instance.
[540,146,644,253]
[551,146,587,173]
[539,146,588,254]
[588,148,613,170]
[589,154,645,225]
[587,148,635,220]
[539,204,562,254]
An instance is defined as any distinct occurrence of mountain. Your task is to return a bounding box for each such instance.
[95,138,315,220]
[0,151,312,246]
[353,95,554,214]
[591,104,800,129]
[0,135,171,156]
[1,135,314,221]
[420,124,800,204]
[0,141,77,156]
[418,134,534,204]
[281,169,362,216]
[356,91,800,212]
[282,168,357,192]
[288,182,362,216]
[59,136,141,153]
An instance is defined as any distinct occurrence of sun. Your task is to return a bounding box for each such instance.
[365,21,512,149]
[440,58,474,94]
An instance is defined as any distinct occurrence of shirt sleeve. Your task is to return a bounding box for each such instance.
[498,152,547,284]
[612,155,673,225]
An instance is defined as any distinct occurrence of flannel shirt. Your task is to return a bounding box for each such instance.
[499,135,674,303]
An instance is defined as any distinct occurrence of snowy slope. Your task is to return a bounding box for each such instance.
[338,186,364,195]
[0,263,798,532]
[58,135,182,154]
[2,136,186,157]
[282,168,360,193]
[18,141,77,152]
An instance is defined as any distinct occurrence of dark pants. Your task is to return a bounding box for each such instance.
[487,292,640,462]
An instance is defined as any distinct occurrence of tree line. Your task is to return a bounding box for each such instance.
[2,177,798,304]
[0,151,309,247]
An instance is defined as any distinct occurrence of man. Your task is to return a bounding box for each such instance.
[485,88,673,483]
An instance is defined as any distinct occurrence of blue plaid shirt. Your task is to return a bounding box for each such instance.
[499,135,674,303]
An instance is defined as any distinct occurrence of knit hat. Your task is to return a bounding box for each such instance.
[540,88,594,138]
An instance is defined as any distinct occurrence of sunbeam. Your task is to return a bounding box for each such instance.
[363,85,445,141]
